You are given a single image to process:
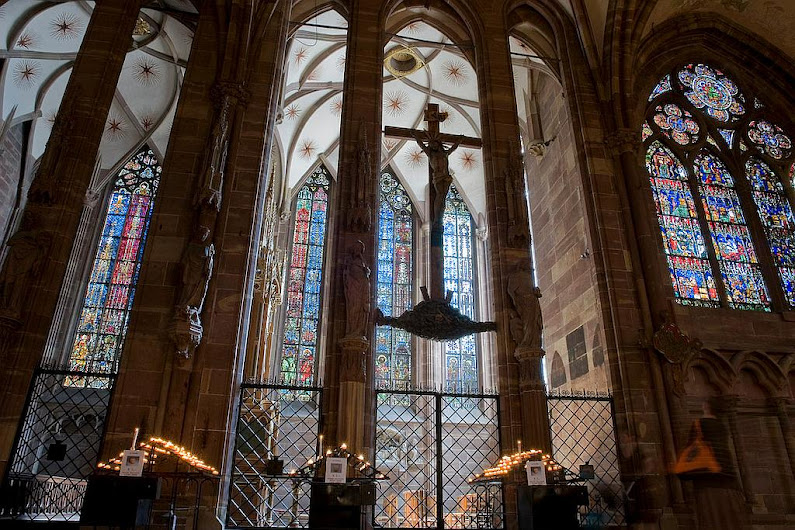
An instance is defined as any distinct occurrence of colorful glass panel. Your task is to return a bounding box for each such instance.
[280,165,331,384]
[646,142,718,306]
[693,152,769,309]
[648,74,671,101]
[653,103,699,145]
[678,63,745,123]
[718,129,734,148]
[747,120,792,160]
[443,186,478,393]
[375,169,413,393]
[746,158,795,307]
[67,147,162,385]
[642,121,653,141]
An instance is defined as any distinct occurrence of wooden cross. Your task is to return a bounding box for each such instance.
[384,103,482,301]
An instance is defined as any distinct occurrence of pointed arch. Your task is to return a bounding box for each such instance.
[685,348,737,394]
[66,146,162,384]
[730,351,787,397]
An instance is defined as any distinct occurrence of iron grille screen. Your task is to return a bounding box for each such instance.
[226,383,322,528]
[374,390,502,529]
[1,369,116,521]
[547,391,625,528]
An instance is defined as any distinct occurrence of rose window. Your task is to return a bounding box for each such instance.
[653,103,699,145]
[678,64,745,123]
[747,120,792,160]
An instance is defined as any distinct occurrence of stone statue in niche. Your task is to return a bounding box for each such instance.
[177,224,215,321]
[506,266,543,350]
[343,240,371,339]
[0,222,51,321]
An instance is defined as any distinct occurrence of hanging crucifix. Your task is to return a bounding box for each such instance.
[377,103,496,340]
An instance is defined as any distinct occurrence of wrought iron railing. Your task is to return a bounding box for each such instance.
[374,388,502,529]
[226,382,323,529]
[1,368,116,521]
[547,391,625,528]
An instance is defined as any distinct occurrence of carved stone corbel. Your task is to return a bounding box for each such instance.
[652,319,702,397]
[603,128,641,156]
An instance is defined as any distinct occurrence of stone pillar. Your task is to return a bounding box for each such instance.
[0,0,143,478]
[514,346,552,451]
[321,0,382,453]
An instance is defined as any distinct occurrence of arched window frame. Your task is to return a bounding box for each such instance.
[64,146,162,384]
[442,185,480,394]
[643,62,795,312]
[375,167,416,394]
[275,164,333,386]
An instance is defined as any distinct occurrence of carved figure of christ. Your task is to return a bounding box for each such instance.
[384,103,482,301]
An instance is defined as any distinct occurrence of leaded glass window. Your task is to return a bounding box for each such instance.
[645,62,795,310]
[375,169,413,392]
[443,186,478,393]
[68,147,162,380]
[280,165,331,385]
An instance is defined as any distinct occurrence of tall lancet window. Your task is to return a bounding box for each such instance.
[68,147,162,380]
[375,169,413,392]
[279,165,331,385]
[443,186,477,393]
[644,63,795,310]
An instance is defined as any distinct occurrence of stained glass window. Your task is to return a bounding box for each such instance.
[648,74,671,101]
[280,165,331,385]
[746,158,795,306]
[652,103,699,145]
[644,62,795,311]
[747,120,791,160]
[375,169,413,392]
[67,147,162,384]
[443,186,478,393]
[693,151,769,310]
[678,63,745,123]
[646,142,718,306]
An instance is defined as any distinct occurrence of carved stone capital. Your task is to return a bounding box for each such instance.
[514,346,545,390]
[339,337,368,383]
[768,396,792,416]
[210,81,251,109]
[604,128,641,155]
[526,141,547,159]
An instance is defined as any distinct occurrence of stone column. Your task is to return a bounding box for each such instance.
[0,0,144,477]
[321,0,382,453]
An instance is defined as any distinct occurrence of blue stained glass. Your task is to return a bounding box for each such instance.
[700,187,745,224]
[280,165,331,384]
[718,129,735,147]
[710,223,756,263]
[648,74,671,101]
[443,185,479,394]
[375,169,413,397]
[67,147,162,385]
[693,152,734,186]
[647,142,719,306]
[746,158,795,308]
[721,261,770,310]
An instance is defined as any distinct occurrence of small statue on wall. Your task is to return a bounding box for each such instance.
[343,240,371,340]
[506,266,543,350]
[177,224,215,321]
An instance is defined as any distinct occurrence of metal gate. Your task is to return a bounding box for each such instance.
[226,383,323,529]
[547,391,625,528]
[374,390,502,529]
[0,368,116,521]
